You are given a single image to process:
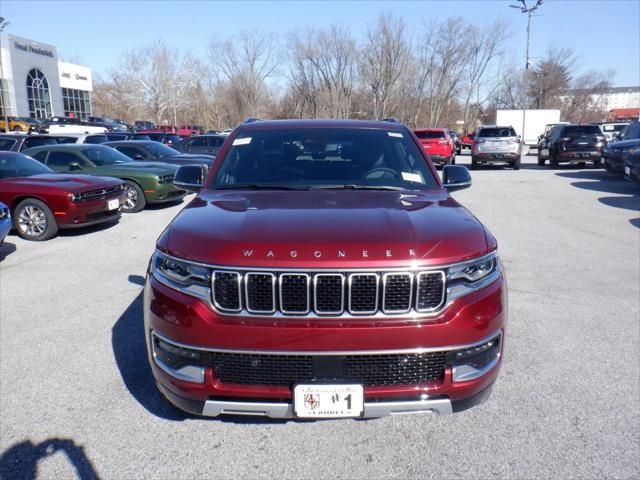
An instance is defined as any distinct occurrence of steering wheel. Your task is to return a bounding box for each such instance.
[363,167,399,179]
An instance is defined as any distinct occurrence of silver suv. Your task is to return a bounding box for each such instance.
[471,126,522,170]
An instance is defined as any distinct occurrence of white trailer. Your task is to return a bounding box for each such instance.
[496,109,561,150]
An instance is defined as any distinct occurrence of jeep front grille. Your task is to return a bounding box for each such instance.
[211,269,446,317]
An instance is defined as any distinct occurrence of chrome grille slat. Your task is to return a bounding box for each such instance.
[279,274,310,314]
[210,269,446,317]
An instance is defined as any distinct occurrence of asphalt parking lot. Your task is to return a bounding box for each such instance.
[0,153,638,479]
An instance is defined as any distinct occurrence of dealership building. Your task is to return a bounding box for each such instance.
[0,34,93,120]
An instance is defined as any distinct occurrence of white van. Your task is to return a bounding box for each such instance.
[599,122,629,142]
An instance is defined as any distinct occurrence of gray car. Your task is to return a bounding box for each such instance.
[471,125,522,170]
[174,134,226,156]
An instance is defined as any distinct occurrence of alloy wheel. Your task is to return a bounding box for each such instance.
[18,205,47,238]
[123,184,139,211]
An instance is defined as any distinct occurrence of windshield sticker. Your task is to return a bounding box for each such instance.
[401,172,424,183]
[232,137,252,146]
[388,132,403,138]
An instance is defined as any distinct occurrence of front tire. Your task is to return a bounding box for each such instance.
[593,158,602,168]
[122,180,147,213]
[537,152,545,166]
[470,157,478,170]
[549,151,559,168]
[14,199,58,241]
[12,125,23,132]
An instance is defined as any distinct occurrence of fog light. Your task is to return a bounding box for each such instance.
[450,333,501,382]
[152,334,205,383]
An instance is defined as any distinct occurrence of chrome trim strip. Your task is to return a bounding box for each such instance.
[451,333,502,383]
[200,397,452,418]
[245,272,276,314]
[212,271,242,313]
[347,273,379,315]
[279,273,310,315]
[415,271,446,313]
[382,272,413,314]
[155,250,498,273]
[313,273,345,315]
[151,329,502,356]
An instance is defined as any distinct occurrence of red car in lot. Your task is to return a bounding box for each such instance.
[142,125,179,134]
[413,128,455,164]
[0,152,126,241]
[145,119,507,419]
[178,125,205,137]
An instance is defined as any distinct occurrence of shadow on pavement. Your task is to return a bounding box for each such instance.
[112,277,288,424]
[0,438,100,480]
[555,170,640,214]
[58,218,120,238]
[630,218,640,229]
[0,241,16,261]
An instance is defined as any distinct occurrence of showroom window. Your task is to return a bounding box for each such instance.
[26,68,52,119]
[62,88,92,119]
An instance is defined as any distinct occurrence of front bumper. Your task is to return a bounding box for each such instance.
[145,183,186,204]
[56,192,126,228]
[144,265,507,418]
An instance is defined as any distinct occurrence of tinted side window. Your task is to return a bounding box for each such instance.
[22,137,59,150]
[30,151,49,162]
[46,151,82,167]
[0,138,18,151]
[189,137,208,147]
[84,135,108,144]
[115,146,140,158]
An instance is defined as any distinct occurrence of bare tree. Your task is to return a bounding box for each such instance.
[359,13,410,119]
[208,31,279,119]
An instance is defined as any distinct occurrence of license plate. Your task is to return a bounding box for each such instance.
[107,199,119,210]
[626,166,631,176]
[294,384,364,418]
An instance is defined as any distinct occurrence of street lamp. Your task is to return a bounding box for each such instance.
[509,0,544,151]
[0,16,11,133]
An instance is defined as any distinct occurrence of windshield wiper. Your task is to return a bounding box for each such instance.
[312,185,408,191]
[214,184,310,190]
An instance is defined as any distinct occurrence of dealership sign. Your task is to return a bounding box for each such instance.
[14,41,54,58]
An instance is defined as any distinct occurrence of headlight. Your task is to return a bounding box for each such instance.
[70,193,81,202]
[157,174,175,184]
[152,250,211,301]
[447,252,499,300]
[0,207,9,220]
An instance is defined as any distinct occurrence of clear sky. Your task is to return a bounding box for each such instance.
[2,0,639,86]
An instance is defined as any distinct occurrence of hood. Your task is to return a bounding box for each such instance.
[170,154,215,162]
[609,139,640,149]
[104,162,176,175]
[162,190,490,268]
[11,174,122,193]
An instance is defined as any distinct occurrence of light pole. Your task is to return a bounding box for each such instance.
[0,17,11,133]
[510,0,543,151]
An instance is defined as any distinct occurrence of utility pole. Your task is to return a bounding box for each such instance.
[0,17,10,133]
[510,0,543,152]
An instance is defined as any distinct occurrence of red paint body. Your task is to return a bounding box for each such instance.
[144,119,507,414]
[0,174,126,227]
[142,125,179,134]
[413,128,454,163]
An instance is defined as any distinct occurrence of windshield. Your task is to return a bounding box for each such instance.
[211,128,439,190]
[0,153,53,179]
[84,146,132,165]
[146,142,179,157]
[562,125,602,136]
[415,130,446,139]
[478,127,517,138]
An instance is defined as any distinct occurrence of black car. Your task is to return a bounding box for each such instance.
[174,134,225,156]
[544,124,606,168]
[603,122,640,174]
[104,141,214,167]
[447,130,461,155]
[104,132,150,141]
[624,148,640,185]
[0,134,61,152]
[134,121,155,132]
[143,132,181,146]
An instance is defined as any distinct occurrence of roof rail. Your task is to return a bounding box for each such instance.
[243,117,262,124]
[381,117,400,123]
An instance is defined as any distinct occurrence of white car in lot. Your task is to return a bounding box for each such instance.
[45,123,108,135]
[471,125,523,170]
[599,122,629,142]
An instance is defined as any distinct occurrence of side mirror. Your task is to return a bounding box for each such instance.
[442,165,472,192]
[174,165,207,192]
[68,162,82,171]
